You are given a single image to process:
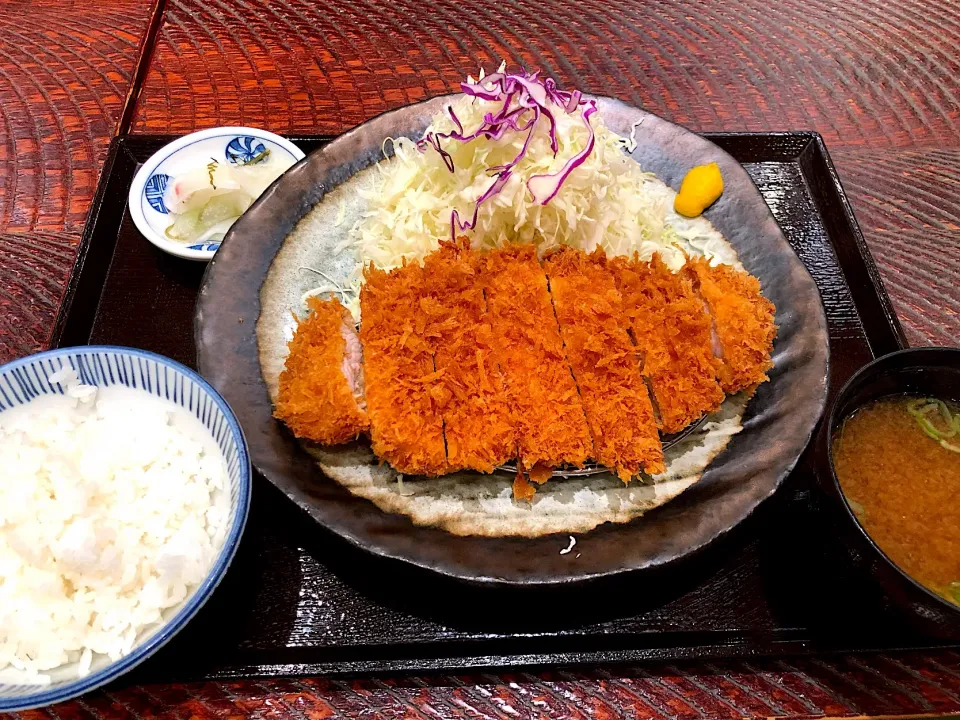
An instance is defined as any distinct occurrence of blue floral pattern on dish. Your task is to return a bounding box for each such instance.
[186,243,222,252]
[0,346,250,712]
[144,173,171,214]
[226,136,267,164]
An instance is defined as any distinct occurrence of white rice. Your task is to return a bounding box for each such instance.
[0,369,229,684]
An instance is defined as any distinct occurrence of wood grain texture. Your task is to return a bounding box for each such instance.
[0,231,80,363]
[132,0,960,145]
[130,0,960,348]
[120,1,958,713]
[833,148,960,347]
[15,651,960,719]
[0,0,153,232]
[0,0,155,360]
[1,0,960,715]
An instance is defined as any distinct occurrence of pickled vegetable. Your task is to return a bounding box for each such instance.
[674,162,724,218]
[161,149,294,244]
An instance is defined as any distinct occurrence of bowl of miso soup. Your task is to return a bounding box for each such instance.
[823,347,960,635]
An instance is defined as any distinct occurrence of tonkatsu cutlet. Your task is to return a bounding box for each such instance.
[478,245,593,478]
[360,261,447,476]
[544,247,665,481]
[419,238,515,473]
[274,295,369,445]
[684,256,777,395]
[608,253,725,434]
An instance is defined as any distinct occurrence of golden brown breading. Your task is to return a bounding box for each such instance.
[274,296,369,445]
[544,247,665,480]
[684,256,777,394]
[419,238,515,472]
[512,467,538,501]
[359,261,447,476]
[478,245,593,471]
[608,253,725,434]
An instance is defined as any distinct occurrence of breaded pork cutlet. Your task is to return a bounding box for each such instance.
[419,238,515,473]
[684,256,777,395]
[275,295,369,445]
[608,253,725,434]
[478,245,593,488]
[360,261,447,476]
[544,247,665,481]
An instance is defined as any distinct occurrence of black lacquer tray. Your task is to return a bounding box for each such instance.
[53,133,956,683]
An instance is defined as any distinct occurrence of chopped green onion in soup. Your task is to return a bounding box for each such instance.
[907,397,960,453]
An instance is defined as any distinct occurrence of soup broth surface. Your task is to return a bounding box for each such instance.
[832,395,960,606]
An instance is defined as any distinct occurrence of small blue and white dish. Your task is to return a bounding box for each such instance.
[129,127,305,261]
[0,346,251,711]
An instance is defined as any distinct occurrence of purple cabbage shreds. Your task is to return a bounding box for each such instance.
[487,114,539,174]
[448,105,464,134]
[527,101,598,205]
[539,103,560,155]
[564,90,582,113]
[422,134,454,172]
[451,171,513,235]
[461,72,504,100]
[415,69,597,237]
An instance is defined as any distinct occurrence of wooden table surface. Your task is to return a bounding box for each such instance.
[2,0,959,717]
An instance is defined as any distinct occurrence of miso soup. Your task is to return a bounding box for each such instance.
[832,396,960,606]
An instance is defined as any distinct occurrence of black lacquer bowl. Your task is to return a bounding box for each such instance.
[817,347,960,637]
[195,95,830,586]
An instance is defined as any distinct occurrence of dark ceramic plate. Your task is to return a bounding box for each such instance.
[195,95,830,586]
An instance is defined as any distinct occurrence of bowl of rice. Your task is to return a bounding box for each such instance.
[0,346,251,711]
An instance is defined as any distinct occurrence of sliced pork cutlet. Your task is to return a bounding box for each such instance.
[608,252,725,434]
[684,256,777,395]
[275,295,369,445]
[359,261,447,476]
[419,238,515,473]
[543,247,665,480]
[477,245,593,478]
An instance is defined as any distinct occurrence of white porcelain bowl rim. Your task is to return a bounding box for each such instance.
[0,345,252,711]
[128,127,306,261]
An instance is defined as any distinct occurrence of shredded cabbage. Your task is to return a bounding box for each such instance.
[340,68,729,318]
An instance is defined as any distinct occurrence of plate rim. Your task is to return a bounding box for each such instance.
[195,93,830,586]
